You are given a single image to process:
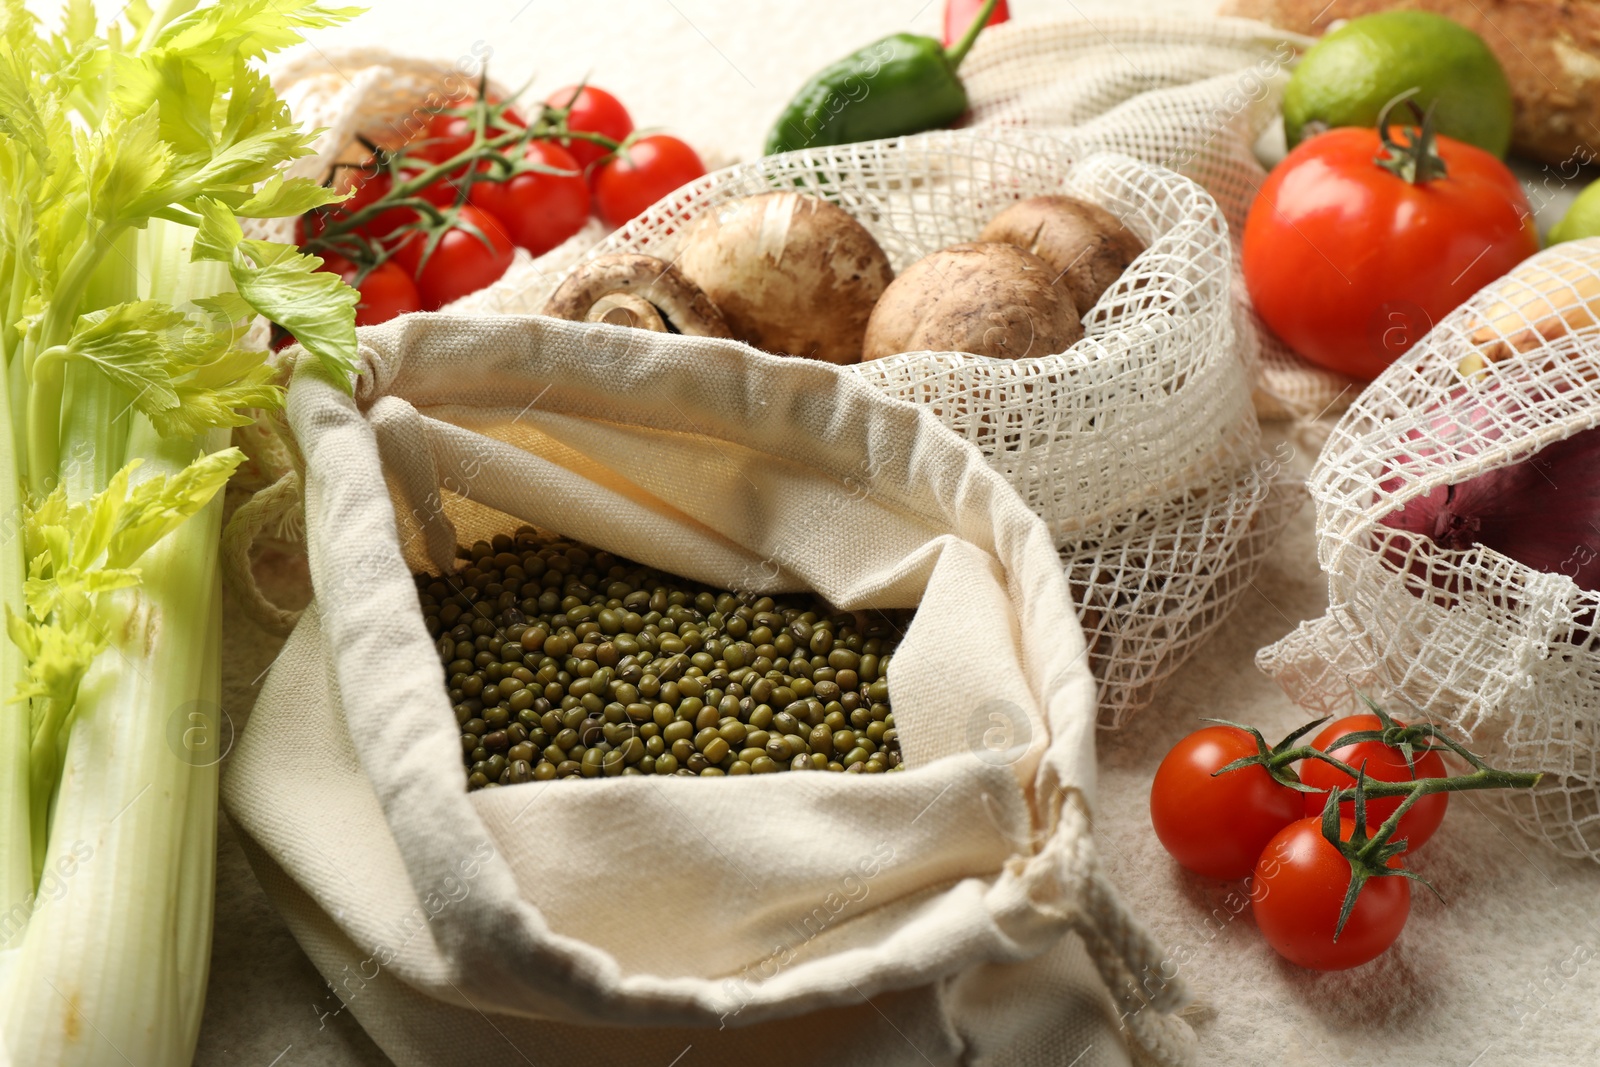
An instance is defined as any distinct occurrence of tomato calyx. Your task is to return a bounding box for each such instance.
[1373,90,1449,186]
[1203,714,1327,792]
[1318,769,1442,940]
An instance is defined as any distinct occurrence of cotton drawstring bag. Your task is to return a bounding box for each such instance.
[221,313,1196,1066]
[1257,239,1600,863]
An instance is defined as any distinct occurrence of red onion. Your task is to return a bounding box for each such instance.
[1379,422,1600,592]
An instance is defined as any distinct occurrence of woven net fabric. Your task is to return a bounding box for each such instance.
[1258,238,1600,862]
[262,47,1299,727]
[959,15,1360,424]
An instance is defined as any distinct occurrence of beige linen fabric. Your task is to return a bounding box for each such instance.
[1258,239,1600,863]
[221,313,1195,1065]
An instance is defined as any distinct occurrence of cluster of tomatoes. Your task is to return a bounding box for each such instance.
[298,85,707,327]
[1149,713,1451,970]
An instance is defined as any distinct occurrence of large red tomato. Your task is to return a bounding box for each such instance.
[315,254,422,326]
[1243,120,1537,380]
[1298,714,1449,852]
[1149,725,1304,880]
[1252,817,1410,970]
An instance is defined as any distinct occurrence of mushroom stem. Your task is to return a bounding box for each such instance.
[587,292,670,332]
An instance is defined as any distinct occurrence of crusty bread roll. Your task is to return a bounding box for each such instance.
[1218,0,1600,167]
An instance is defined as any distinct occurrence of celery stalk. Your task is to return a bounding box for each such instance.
[0,331,27,946]
[0,2,361,1061]
[1,424,225,1065]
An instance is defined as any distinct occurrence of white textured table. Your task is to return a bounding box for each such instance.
[150,2,1598,1064]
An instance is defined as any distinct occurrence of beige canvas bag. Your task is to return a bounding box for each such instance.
[221,314,1197,1066]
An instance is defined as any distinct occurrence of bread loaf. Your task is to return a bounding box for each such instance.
[1218,0,1600,167]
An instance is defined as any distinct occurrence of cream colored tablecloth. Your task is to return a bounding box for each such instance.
[58,0,1579,1063]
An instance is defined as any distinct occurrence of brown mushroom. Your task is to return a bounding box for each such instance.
[978,195,1145,314]
[542,254,732,337]
[861,242,1083,362]
[676,192,894,365]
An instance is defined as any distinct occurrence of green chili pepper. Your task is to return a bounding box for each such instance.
[764,0,1001,156]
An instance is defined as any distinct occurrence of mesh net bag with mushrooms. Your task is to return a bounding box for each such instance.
[1257,237,1600,864]
[956,14,1360,426]
[536,133,1298,725]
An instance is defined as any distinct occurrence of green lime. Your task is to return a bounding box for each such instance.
[1550,180,1600,244]
[1283,11,1513,157]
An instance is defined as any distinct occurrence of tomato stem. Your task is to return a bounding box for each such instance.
[300,86,624,268]
[1373,89,1448,185]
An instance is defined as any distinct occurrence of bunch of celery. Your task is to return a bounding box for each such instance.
[0,2,360,1062]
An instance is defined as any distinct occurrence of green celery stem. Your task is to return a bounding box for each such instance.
[0,421,227,1064]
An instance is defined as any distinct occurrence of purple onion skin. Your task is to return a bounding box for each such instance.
[1380,425,1600,592]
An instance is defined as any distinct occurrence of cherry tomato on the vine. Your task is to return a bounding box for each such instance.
[1298,714,1449,853]
[316,253,423,326]
[592,134,707,229]
[469,140,590,256]
[1252,817,1410,970]
[1242,122,1537,380]
[301,163,419,244]
[392,204,515,311]
[1149,725,1304,880]
[545,85,633,174]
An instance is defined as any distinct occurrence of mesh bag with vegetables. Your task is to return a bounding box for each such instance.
[221,314,1199,1067]
[956,14,1360,423]
[1258,237,1600,863]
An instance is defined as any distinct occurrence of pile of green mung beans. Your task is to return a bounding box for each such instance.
[417,528,907,790]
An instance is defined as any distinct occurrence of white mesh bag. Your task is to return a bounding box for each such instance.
[1258,238,1600,863]
[221,314,1198,1067]
[959,14,1357,424]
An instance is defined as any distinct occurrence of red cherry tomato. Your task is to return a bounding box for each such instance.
[1298,714,1449,853]
[392,205,515,310]
[591,134,706,228]
[544,85,633,174]
[1149,725,1304,880]
[1252,817,1410,970]
[468,140,590,256]
[942,0,1010,48]
[411,109,488,164]
[403,106,528,207]
[1242,125,1537,380]
[301,163,419,243]
[316,253,423,326]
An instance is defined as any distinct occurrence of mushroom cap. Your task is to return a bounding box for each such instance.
[677,192,894,365]
[861,242,1083,362]
[978,195,1145,314]
[543,253,732,338]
